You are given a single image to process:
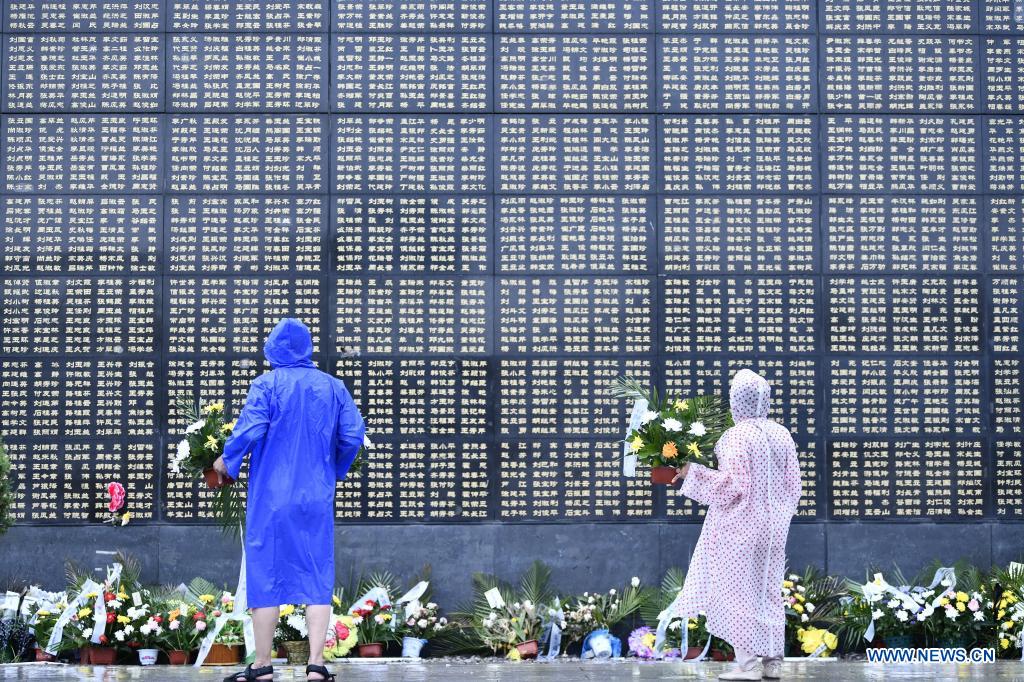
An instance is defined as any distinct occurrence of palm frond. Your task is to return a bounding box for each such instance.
[113,551,143,588]
[519,561,553,607]
[608,584,648,627]
[639,567,686,625]
[610,375,653,404]
[358,570,401,599]
[186,577,221,606]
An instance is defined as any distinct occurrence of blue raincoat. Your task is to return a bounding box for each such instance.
[222,319,365,608]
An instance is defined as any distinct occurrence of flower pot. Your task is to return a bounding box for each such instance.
[138,648,159,666]
[883,635,913,649]
[34,647,57,662]
[684,645,705,660]
[168,649,190,665]
[651,466,678,485]
[710,648,734,662]
[358,642,384,658]
[515,639,539,659]
[282,639,310,664]
[203,467,233,489]
[402,636,427,658]
[203,643,242,665]
[87,645,117,665]
[79,646,91,664]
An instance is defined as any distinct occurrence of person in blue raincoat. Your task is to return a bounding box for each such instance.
[213,318,365,682]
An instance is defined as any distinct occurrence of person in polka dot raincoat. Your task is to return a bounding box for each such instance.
[671,369,802,680]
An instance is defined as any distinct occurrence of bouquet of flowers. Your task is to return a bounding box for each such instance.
[170,397,244,534]
[795,627,838,656]
[627,625,658,659]
[351,598,396,646]
[481,600,543,659]
[324,615,358,660]
[611,377,732,484]
[275,604,308,644]
[782,568,844,655]
[562,579,645,645]
[162,603,207,654]
[400,601,448,639]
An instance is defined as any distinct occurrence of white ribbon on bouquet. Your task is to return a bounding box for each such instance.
[45,562,123,655]
[622,398,648,477]
[652,592,711,661]
[861,566,956,643]
[539,599,564,661]
[193,534,255,667]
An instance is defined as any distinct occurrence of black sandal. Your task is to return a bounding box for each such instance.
[306,664,336,681]
[223,663,274,682]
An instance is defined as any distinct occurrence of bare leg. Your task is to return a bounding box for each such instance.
[305,604,331,680]
[238,606,278,681]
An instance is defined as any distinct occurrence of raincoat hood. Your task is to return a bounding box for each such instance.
[730,368,771,420]
[264,318,316,369]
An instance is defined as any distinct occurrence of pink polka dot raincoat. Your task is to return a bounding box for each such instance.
[673,369,802,656]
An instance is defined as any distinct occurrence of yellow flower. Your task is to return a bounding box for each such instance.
[1003,621,1014,630]
[792,603,804,613]
[956,602,966,613]
[85,592,99,599]
[280,604,295,617]
[956,591,969,603]
[383,613,392,622]
[121,512,131,526]
[78,608,92,619]
[687,621,697,630]
[506,648,522,661]
[673,400,688,411]
[795,593,805,603]
[629,436,643,453]
[1001,638,1010,650]
[939,598,950,606]
[641,632,656,649]
[205,435,219,450]
[782,580,794,589]
[332,595,341,607]
[199,594,215,604]
[221,420,236,433]
[117,615,130,624]
[204,402,224,414]
[1008,593,1018,605]
[662,442,678,460]
[999,609,1007,619]
[169,609,181,621]
[37,610,50,617]
[687,442,701,457]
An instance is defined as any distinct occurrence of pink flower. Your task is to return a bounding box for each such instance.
[195,621,207,631]
[968,599,980,612]
[107,482,126,512]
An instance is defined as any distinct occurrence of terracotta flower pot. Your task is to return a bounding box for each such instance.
[651,466,679,485]
[168,649,190,665]
[88,645,117,665]
[684,645,704,660]
[79,646,91,664]
[34,647,57,662]
[282,640,310,664]
[710,648,734,662]
[515,639,539,659]
[203,643,242,665]
[203,468,233,489]
[358,642,384,658]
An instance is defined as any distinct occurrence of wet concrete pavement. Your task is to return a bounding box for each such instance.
[2,660,1024,681]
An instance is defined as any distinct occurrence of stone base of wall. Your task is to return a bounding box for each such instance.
[0,522,1010,606]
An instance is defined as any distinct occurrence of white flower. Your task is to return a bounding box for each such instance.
[108,600,121,609]
[374,615,385,625]
[176,439,190,461]
[788,574,800,581]
[439,617,447,626]
[434,623,443,631]
[974,611,985,622]
[417,619,428,629]
[921,606,934,618]
[944,608,958,620]
[115,630,127,642]
[805,603,814,613]
[169,620,180,631]
[916,612,927,622]
[631,577,640,588]
[800,614,808,622]
[662,418,682,432]
[286,614,307,637]
[895,610,909,622]
[609,589,616,596]
[886,598,900,609]
[640,410,658,424]
[796,585,806,593]
[427,603,437,610]
[688,422,707,437]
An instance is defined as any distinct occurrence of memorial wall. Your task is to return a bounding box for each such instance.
[0,1,1022,580]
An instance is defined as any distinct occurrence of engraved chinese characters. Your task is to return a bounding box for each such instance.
[1,0,1022,526]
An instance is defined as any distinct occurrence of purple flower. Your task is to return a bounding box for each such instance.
[628,626,657,659]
